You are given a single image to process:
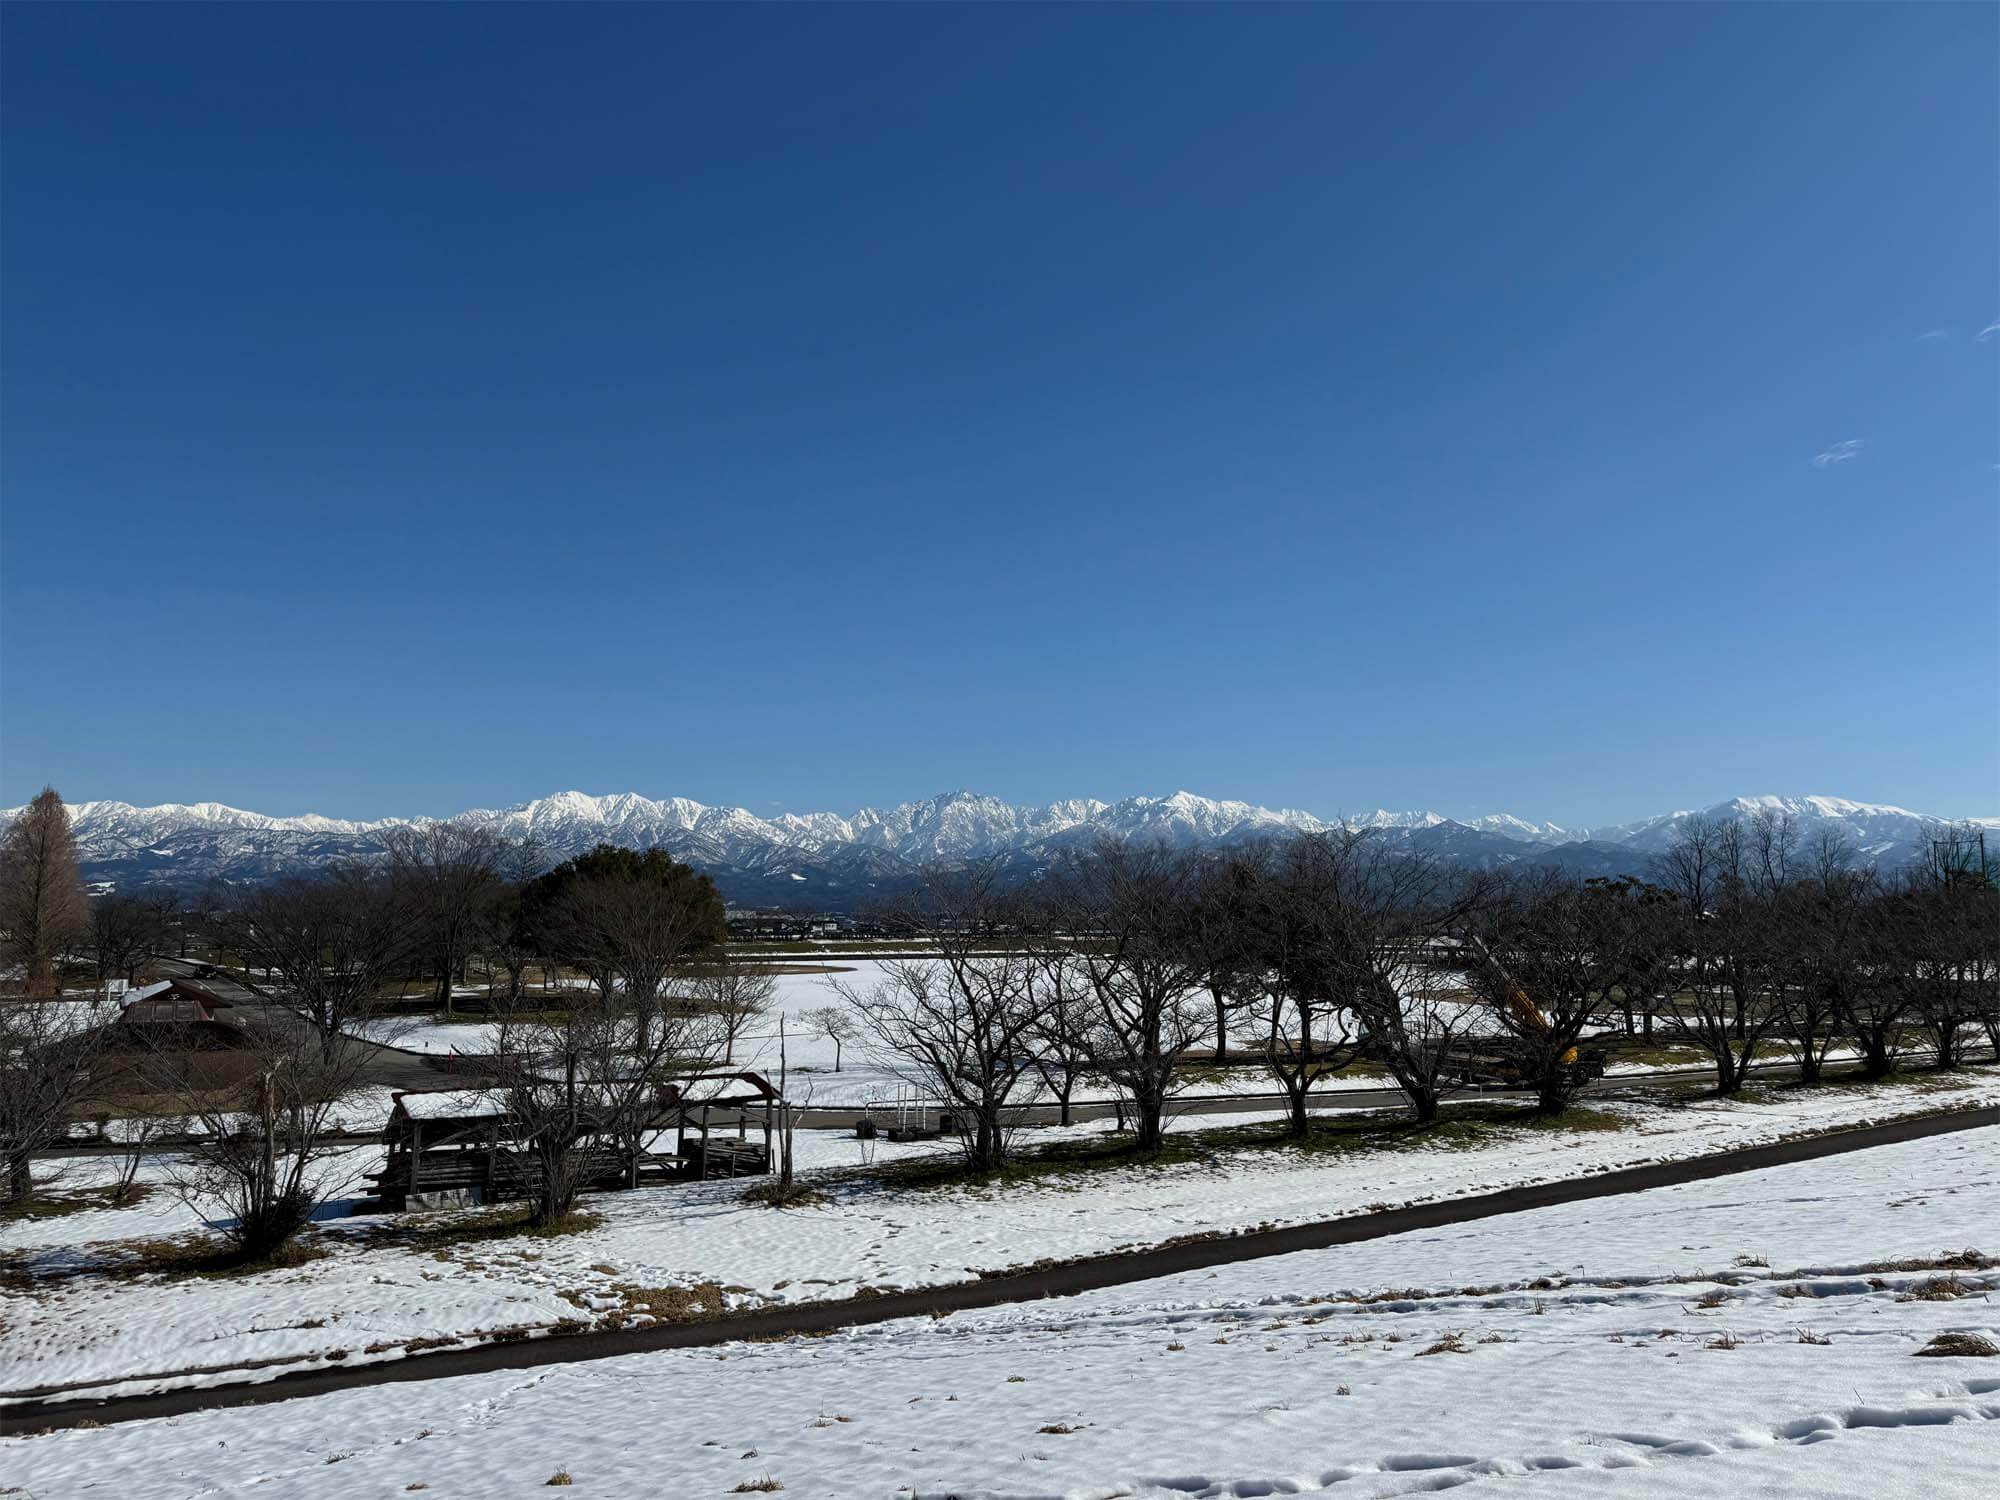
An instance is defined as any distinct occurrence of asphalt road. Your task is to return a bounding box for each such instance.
[7,1104,1991,1433]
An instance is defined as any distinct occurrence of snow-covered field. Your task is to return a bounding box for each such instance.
[8,1125,1996,1499]
[359,958,1327,1108]
[4,1068,1994,1407]
[358,958,1741,1110]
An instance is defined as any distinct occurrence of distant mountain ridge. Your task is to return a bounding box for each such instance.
[13,789,1993,908]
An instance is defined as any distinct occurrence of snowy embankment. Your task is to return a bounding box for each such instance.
[8,1126,1997,1499]
[2,1069,1994,1407]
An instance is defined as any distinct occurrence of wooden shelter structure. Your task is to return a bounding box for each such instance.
[87,980,258,1093]
[369,1071,781,1211]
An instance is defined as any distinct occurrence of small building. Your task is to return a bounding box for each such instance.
[91,979,258,1093]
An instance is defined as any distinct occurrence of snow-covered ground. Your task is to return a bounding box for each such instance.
[8,1125,1996,1499]
[4,1068,1993,1406]
[357,958,1751,1110]
[358,959,1317,1108]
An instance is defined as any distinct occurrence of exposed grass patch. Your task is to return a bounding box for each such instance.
[102,1234,331,1281]
[1603,1042,1711,1069]
[739,1180,830,1209]
[1862,1250,1995,1274]
[881,1100,1632,1193]
[1820,1067,1997,1098]
[606,1280,729,1324]
[1899,1274,1982,1302]
[0,1193,100,1223]
[1416,1332,1471,1356]
[355,1206,605,1254]
[1915,1332,2000,1358]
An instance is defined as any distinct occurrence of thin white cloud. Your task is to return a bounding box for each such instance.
[1918,327,1955,340]
[1814,439,1863,467]
[1977,319,2000,342]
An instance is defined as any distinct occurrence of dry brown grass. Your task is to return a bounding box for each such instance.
[739,1180,828,1209]
[1898,1274,1980,1302]
[1862,1249,1994,1274]
[1914,1332,2000,1358]
[733,1478,785,1494]
[1416,1332,1471,1357]
[606,1280,729,1324]
[545,1469,573,1486]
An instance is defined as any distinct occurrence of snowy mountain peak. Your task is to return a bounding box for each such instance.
[9,788,1991,905]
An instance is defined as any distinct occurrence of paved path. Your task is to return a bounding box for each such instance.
[7,1104,1990,1433]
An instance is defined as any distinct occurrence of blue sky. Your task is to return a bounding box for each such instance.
[3,3,1994,824]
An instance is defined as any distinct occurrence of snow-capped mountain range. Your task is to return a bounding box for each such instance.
[12,789,1993,908]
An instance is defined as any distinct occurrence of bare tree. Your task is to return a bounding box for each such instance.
[382,823,514,1015]
[153,887,190,960]
[770,1014,813,1196]
[0,994,106,1203]
[1782,833,1870,1084]
[798,1004,857,1072]
[89,892,162,989]
[1,787,90,998]
[224,865,416,1056]
[1651,818,1788,1094]
[1843,890,1913,1079]
[839,866,1046,1171]
[1302,834,1492,1125]
[485,837,549,1006]
[1893,863,2000,1071]
[1745,805,1800,892]
[1020,937,1097,1127]
[1464,872,1662,1115]
[1184,854,1264,1062]
[689,951,776,1065]
[1234,836,1364,1136]
[1054,842,1211,1154]
[490,970,728,1222]
[155,1022,372,1261]
[108,1109,182,1206]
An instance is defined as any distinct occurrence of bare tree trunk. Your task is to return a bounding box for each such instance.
[1535,1073,1569,1117]
[1130,1082,1166,1153]
[1713,1048,1741,1096]
[1406,1080,1440,1124]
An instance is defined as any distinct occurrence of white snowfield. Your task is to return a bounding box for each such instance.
[6,1127,1996,1499]
[2,1070,1994,1408]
